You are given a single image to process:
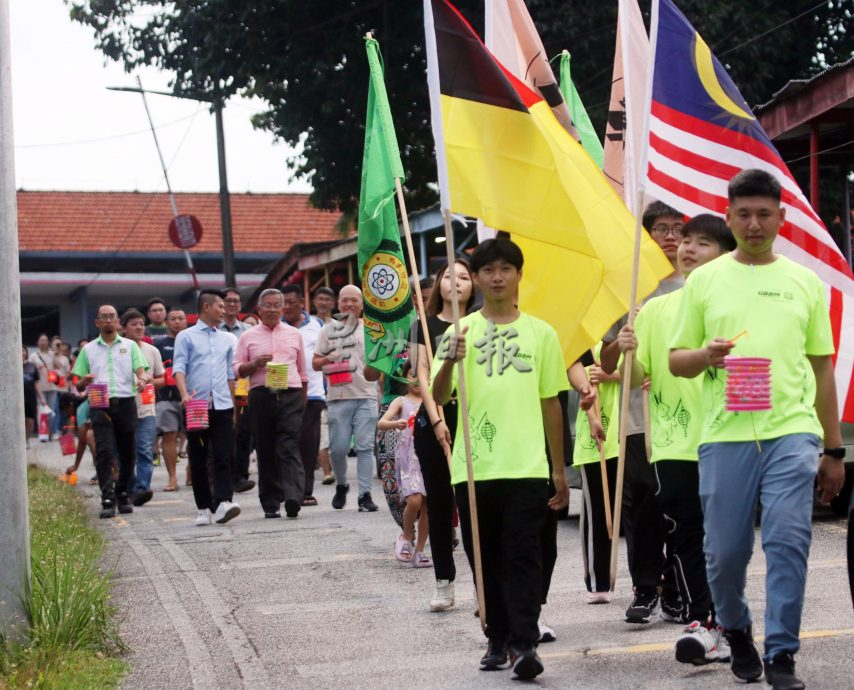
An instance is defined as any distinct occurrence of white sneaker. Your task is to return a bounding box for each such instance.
[429,579,455,612]
[586,591,611,604]
[194,509,212,526]
[538,617,556,643]
[213,500,241,524]
[675,620,731,665]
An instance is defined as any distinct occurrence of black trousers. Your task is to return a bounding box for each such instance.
[413,401,458,582]
[300,399,325,497]
[622,433,667,591]
[456,479,547,648]
[91,397,137,504]
[187,407,234,511]
[233,402,252,483]
[250,387,305,513]
[654,460,712,621]
[579,458,618,593]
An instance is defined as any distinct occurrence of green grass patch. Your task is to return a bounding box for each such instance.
[0,467,127,689]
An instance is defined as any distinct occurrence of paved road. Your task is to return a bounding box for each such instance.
[30,442,853,690]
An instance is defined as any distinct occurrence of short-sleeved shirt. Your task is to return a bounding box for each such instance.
[603,276,684,436]
[315,315,377,401]
[232,321,308,390]
[670,254,833,443]
[72,336,149,399]
[635,289,701,462]
[136,341,164,418]
[29,350,58,393]
[293,312,326,401]
[145,324,170,344]
[573,343,620,466]
[432,311,568,484]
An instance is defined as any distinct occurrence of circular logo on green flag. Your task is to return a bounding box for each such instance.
[363,252,411,320]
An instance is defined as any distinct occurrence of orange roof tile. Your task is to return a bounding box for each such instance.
[16,191,343,254]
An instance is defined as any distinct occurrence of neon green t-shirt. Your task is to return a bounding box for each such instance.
[432,311,568,484]
[670,254,833,444]
[635,290,702,462]
[573,344,620,466]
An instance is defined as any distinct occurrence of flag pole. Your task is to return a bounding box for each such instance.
[593,393,614,540]
[609,0,661,592]
[394,176,451,468]
[442,208,487,630]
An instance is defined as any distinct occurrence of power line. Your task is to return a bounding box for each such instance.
[717,0,831,58]
[14,109,203,149]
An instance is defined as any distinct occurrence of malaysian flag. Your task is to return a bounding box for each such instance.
[644,0,854,421]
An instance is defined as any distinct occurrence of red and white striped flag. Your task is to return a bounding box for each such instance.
[644,0,854,420]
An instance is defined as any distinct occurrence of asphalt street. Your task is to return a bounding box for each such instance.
[29,442,853,690]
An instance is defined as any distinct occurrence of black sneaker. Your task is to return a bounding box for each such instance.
[723,625,763,682]
[764,652,804,690]
[99,501,117,519]
[117,494,133,515]
[358,492,379,512]
[625,588,659,624]
[264,511,281,519]
[284,498,300,519]
[332,484,349,510]
[233,478,256,493]
[509,646,544,680]
[131,490,153,507]
[660,595,687,624]
[479,639,509,671]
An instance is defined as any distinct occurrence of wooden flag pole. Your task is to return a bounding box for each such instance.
[593,394,613,540]
[609,189,645,591]
[442,209,487,631]
[394,178,451,466]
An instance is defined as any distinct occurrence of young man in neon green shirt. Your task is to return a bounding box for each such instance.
[669,169,846,690]
[432,238,569,681]
[618,214,736,665]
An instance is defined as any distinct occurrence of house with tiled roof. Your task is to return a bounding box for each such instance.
[18,190,342,343]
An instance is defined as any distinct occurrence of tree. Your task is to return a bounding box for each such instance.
[68,0,854,216]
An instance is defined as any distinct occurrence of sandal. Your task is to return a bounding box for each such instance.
[164,484,178,492]
[321,474,335,485]
[412,552,432,568]
[395,535,413,562]
[302,496,318,506]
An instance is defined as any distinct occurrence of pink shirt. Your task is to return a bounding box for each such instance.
[233,321,308,390]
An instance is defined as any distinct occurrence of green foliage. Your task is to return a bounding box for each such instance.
[67,1,854,214]
[0,468,127,690]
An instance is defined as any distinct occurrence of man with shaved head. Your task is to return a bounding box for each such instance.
[72,304,150,518]
[313,285,380,512]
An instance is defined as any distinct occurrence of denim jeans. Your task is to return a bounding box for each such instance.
[698,433,819,661]
[327,398,377,496]
[130,415,157,494]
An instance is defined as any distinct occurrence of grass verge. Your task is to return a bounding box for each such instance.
[0,467,127,689]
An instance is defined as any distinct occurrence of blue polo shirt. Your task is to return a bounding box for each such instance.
[172,321,236,410]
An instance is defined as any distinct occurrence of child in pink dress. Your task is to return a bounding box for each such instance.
[378,369,430,568]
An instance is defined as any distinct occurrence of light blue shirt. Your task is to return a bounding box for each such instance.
[172,321,236,411]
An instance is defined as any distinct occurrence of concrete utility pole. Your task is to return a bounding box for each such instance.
[0,0,31,641]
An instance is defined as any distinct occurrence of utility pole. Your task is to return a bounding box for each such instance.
[214,100,236,287]
[0,0,31,641]
[107,85,237,287]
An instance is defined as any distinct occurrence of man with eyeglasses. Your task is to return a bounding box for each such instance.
[233,288,308,519]
[220,287,255,494]
[598,201,687,626]
[72,305,150,518]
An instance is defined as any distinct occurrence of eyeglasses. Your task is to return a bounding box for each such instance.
[97,314,118,321]
[259,302,283,310]
[650,223,684,238]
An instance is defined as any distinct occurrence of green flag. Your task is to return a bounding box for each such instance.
[559,51,604,169]
[358,37,415,376]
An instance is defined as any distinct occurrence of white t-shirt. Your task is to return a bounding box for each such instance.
[136,341,164,418]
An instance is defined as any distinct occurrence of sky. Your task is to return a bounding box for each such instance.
[9,0,311,194]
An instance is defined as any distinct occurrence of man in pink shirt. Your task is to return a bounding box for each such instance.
[233,289,308,519]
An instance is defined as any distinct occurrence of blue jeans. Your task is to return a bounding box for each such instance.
[130,416,157,494]
[698,433,818,660]
[327,398,378,496]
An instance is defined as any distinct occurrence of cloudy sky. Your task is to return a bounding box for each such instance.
[9,0,310,194]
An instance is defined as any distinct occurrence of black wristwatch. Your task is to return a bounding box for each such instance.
[822,447,846,459]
